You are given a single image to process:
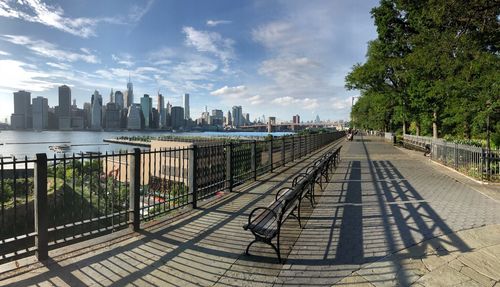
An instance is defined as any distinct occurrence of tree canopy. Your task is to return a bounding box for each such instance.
[346,0,499,145]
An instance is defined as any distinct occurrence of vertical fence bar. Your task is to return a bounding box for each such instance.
[269,138,273,172]
[34,153,48,260]
[251,140,257,180]
[281,137,285,167]
[291,136,295,161]
[189,145,197,208]
[226,143,233,192]
[129,148,140,232]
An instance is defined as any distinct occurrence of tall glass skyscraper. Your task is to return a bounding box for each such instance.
[183,93,190,120]
[141,94,152,128]
[126,77,134,108]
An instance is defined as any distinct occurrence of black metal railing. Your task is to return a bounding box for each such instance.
[0,131,345,263]
[403,134,499,182]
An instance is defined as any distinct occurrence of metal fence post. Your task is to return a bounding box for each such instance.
[34,153,48,261]
[226,143,233,192]
[269,137,273,172]
[251,140,257,180]
[291,136,295,161]
[281,137,285,166]
[454,143,458,170]
[189,145,198,208]
[129,148,141,232]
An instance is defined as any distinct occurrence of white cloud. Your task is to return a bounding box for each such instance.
[1,34,99,63]
[206,20,231,27]
[252,21,302,50]
[112,54,135,67]
[0,0,155,38]
[248,95,263,105]
[272,96,319,110]
[0,50,11,56]
[330,97,353,110]
[0,59,60,91]
[0,0,98,38]
[128,0,155,23]
[183,26,234,67]
[259,57,320,88]
[210,85,247,96]
[46,62,71,70]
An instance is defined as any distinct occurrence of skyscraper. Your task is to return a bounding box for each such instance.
[10,90,31,129]
[125,77,134,108]
[32,96,48,130]
[171,106,185,130]
[231,106,242,127]
[58,85,72,130]
[293,114,300,124]
[114,91,124,109]
[157,93,165,128]
[91,90,102,130]
[127,104,143,130]
[58,85,71,117]
[140,94,152,128]
[183,93,190,120]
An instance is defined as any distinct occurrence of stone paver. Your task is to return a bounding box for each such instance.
[1,136,500,287]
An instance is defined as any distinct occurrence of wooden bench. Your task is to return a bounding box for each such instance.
[243,185,303,262]
[243,145,342,262]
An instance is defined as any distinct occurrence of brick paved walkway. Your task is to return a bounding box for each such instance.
[1,136,500,286]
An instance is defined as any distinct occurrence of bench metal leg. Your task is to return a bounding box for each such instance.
[245,235,282,263]
[245,239,259,255]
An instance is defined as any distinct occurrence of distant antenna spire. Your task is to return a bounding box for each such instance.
[128,72,131,83]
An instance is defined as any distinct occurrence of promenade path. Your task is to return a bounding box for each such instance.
[1,136,500,286]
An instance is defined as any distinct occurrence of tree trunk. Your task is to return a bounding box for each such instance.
[416,124,420,136]
[402,120,406,135]
[432,111,438,139]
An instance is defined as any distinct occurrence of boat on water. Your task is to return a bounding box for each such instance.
[49,144,71,153]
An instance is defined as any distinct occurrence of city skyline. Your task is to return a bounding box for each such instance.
[0,0,378,122]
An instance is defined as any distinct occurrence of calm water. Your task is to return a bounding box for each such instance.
[0,130,293,158]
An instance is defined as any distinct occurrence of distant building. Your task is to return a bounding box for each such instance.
[226,110,232,126]
[91,90,103,130]
[211,109,223,126]
[315,115,320,123]
[243,113,250,125]
[58,85,71,117]
[171,106,184,130]
[114,91,124,109]
[231,106,242,127]
[183,93,190,120]
[11,90,31,129]
[293,114,300,124]
[268,117,276,125]
[127,104,143,130]
[140,94,152,128]
[58,85,72,130]
[151,108,160,129]
[83,102,91,129]
[32,96,48,130]
[125,78,134,108]
[165,101,172,127]
[104,102,121,130]
[157,93,165,128]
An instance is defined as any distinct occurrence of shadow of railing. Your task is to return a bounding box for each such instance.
[0,142,340,286]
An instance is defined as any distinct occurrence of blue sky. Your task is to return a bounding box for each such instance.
[0,0,378,123]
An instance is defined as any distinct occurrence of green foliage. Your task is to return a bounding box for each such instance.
[346,0,499,143]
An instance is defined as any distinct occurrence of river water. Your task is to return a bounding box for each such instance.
[0,130,293,158]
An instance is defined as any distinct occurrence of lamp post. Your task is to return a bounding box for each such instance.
[351,96,359,130]
[486,100,491,180]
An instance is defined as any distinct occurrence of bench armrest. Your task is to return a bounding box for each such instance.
[243,207,278,230]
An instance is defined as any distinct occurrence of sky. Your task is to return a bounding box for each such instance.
[0,0,378,123]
